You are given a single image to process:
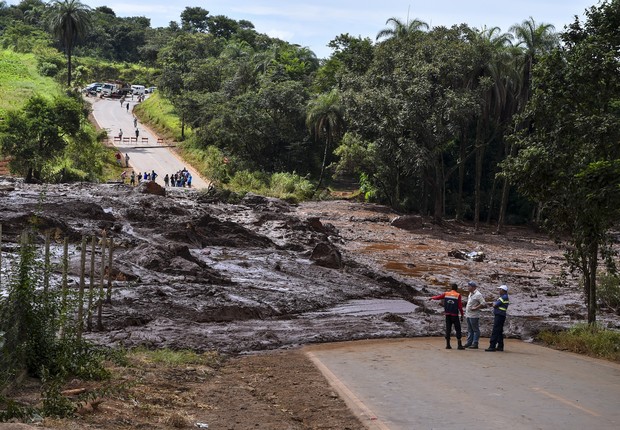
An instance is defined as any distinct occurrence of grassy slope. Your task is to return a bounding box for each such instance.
[0,50,61,117]
[133,92,188,142]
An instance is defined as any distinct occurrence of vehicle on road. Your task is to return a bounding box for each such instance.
[100,82,118,97]
[145,86,157,94]
[84,82,103,95]
[131,85,145,95]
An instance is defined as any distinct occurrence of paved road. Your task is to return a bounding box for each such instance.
[306,338,620,430]
[88,96,209,189]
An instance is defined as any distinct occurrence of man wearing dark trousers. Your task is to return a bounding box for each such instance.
[486,285,510,352]
[429,283,465,350]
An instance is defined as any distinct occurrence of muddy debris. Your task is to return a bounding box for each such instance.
[0,177,618,355]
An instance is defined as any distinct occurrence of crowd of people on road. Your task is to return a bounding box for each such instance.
[428,281,510,351]
[116,166,195,189]
[164,168,193,188]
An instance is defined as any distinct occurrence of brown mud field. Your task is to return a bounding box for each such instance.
[0,177,618,429]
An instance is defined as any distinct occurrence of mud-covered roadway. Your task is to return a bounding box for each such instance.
[1,177,617,355]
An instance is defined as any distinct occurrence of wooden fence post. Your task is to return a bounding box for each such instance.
[76,235,87,340]
[87,235,96,331]
[0,224,3,288]
[97,232,107,331]
[106,237,114,303]
[43,231,50,293]
[60,237,69,339]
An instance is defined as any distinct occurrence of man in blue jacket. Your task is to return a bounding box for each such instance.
[486,285,510,352]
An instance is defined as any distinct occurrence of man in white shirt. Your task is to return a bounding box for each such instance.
[464,281,485,349]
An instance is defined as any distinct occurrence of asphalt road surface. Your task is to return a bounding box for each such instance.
[306,338,620,430]
[88,95,209,189]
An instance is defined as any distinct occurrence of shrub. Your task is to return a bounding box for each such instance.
[270,172,314,202]
[538,323,620,363]
[229,170,268,194]
[598,272,620,313]
[0,231,110,419]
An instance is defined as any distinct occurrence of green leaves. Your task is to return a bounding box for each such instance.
[503,0,620,323]
[0,94,87,182]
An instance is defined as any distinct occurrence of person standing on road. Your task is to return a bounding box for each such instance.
[126,102,130,112]
[133,116,138,128]
[135,128,139,139]
[464,281,485,349]
[486,285,510,352]
[429,283,465,350]
[125,153,130,167]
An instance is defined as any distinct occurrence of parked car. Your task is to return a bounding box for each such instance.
[145,86,157,94]
[84,82,102,95]
[131,84,145,95]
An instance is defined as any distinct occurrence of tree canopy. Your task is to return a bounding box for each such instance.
[503,0,620,323]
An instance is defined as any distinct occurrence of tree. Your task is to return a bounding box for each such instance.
[207,15,239,39]
[0,95,83,182]
[343,25,479,216]
[47,0,92,87]
[467,26,515,229]
[496,18,558,232]
[306,90,344,193]
[503,0,620,323]
[180,6,209,33]
[376,16,428,41]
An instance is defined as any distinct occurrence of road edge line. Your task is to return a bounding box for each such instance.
[305,350,391,430]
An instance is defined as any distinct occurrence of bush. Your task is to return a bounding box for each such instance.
[598,272,620,313]
[0,231,110,419]
[229,170,268,194]
[270,172,314,202]
[538,323,620,363]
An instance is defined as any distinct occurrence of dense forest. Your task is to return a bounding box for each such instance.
[1,1,619,321]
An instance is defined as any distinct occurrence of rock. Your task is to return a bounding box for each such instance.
[140,181,166,196]
[307,217,327,233]
[390,215,426,230]
[310,242,342,269]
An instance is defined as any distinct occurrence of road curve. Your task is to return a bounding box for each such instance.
[306,337,620,430]
[88,95,210,189]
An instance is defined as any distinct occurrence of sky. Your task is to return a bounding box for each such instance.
[8,0,597,58]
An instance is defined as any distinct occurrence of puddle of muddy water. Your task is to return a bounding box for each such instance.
[313,299,418,316]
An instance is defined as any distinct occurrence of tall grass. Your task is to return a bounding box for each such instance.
[538,324,620,363]
[0,50,61,117]
[129,347,223,368]
[133,93,187,142]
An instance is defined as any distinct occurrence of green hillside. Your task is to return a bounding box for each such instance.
[0,50,61,117]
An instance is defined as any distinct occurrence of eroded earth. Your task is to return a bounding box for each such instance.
[1,177,617,357]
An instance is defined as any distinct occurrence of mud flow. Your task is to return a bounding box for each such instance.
[0,178,616,354]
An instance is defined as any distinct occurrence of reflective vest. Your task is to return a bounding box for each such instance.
[493,294,509,316]
[443,290,460,315]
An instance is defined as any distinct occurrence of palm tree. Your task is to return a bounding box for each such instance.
[376,17,429,41]
[306,90,345,194]
[495,18,558,232]
[466,26,515,230]
[47,0,92,87]
[509,17,558,108]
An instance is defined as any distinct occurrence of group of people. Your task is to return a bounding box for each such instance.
[119,170,159,185]
[428,281,509,351]
[163,168,193,188]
